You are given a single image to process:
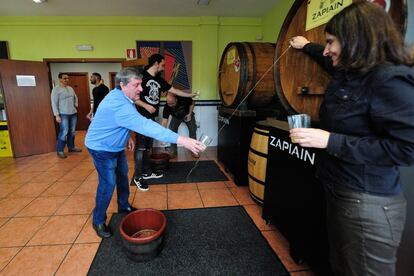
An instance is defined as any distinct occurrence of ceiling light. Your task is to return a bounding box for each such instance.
[33,0,47,3]
[197,0,211,6]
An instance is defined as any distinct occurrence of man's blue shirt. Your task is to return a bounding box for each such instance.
[85,88,178,152]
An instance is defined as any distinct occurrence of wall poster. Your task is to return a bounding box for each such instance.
[136,41,192,91]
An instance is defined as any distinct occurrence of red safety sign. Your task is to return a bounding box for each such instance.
[126,49,137,60]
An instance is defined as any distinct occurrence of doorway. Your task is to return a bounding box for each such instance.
[66,72,90,131]
[46,60,123,131]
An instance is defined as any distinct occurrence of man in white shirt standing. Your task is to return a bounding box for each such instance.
[51,73,82,158]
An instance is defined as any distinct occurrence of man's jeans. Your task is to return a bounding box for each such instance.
[134,133,153,178]
[56,113,77,152]
[88,148,130,225]
[168,113,197,155]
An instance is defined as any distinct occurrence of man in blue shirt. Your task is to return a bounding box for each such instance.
[85,67,205,238]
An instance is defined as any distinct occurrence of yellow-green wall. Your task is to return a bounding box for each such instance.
[0,2,293,100]
[262,0,295,43]
[0,16,262,100]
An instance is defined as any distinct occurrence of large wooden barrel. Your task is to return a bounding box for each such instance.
[218,42,276,108]
[247,122,270,205]
[274,0,408,121]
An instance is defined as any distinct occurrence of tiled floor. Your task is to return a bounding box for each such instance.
[0,131,314,276]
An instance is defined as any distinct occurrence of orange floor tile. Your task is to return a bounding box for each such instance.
[0,131,314,275]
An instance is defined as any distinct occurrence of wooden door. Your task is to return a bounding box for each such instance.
[0,60,56,157]
[67,73,90,131]
[109,72,117,90]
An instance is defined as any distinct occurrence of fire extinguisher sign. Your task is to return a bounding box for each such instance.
[126,49,137,60]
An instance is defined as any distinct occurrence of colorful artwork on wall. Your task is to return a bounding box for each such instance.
[136,41,192,91]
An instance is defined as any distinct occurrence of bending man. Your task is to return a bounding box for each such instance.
[85,67,204,238]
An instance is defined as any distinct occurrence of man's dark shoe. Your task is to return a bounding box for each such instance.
[133,177,149,191]
[57,152,67,159]
[69,148,82,153]
[118,206,138,214]
[92,223,112,238]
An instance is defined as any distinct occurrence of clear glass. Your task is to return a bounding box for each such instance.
[287,114,311,143]
[287,114,311,129]
[199,133,212,151]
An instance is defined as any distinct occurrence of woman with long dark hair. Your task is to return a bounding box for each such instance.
[290,2,414,275]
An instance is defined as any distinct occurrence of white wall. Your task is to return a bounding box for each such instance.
[155,103,219,147]
[194,105,218,146]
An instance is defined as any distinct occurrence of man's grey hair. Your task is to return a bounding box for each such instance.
[115,67,143,87]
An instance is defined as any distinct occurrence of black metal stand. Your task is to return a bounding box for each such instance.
[217,106,257,186]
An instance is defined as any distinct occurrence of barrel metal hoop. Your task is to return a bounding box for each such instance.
[248,174,266,185]
[249,191,264,205]
[235,42,249,108]
[245,42,257,91]
[249,146,268,158]
[218,42,239,106]
[252,128,269,136]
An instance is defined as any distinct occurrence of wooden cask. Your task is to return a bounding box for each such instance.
[219,42,276,108]
[247,123,270,204]
[274,0,408,121]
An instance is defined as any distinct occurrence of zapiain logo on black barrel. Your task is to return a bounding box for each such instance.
[269,136,316,165]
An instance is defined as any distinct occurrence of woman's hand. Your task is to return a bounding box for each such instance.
[289,128,330,148]
[289,36,310,49]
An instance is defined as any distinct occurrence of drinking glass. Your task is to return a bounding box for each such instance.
[199,133,212,150]
[287,114,311,143]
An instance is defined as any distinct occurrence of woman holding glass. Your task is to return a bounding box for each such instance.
[289,2,414,275]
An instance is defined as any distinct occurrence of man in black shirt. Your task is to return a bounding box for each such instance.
[133,54,195,191]
[161,93,198,158]
[87,72,110,120]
